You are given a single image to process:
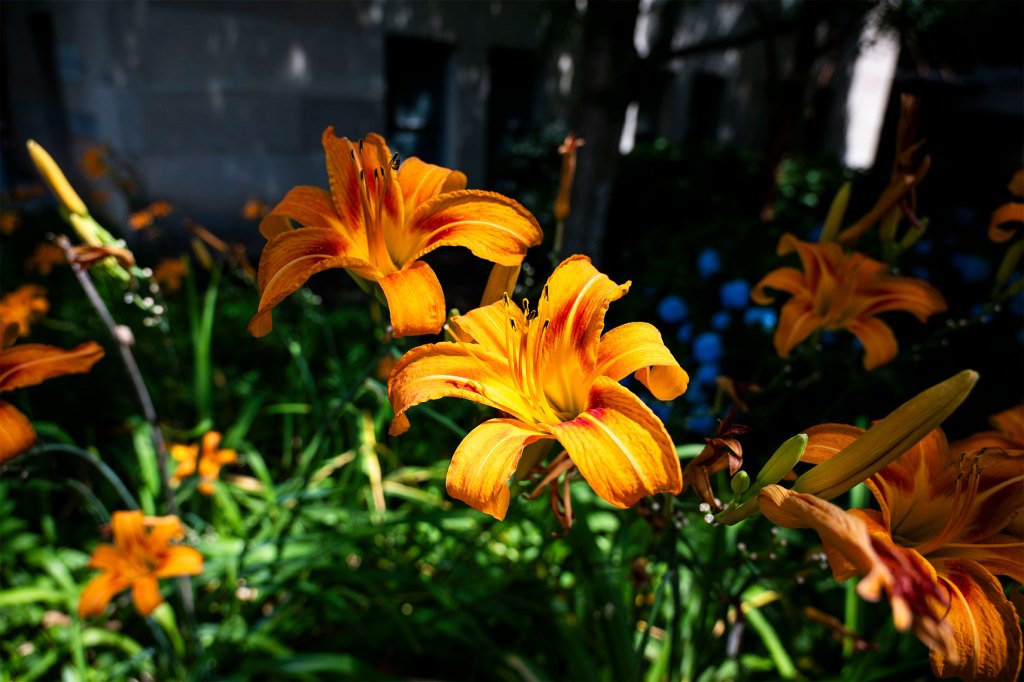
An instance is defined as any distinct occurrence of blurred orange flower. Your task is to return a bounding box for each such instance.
[80,145,108,179]
[250,128,543,338]
[0,285,50,337]
[752,234,946,369]
[128,210,153,231]
[25,243,67,276]
[170,431,237,495]
[152,258,188,293]
[760,426,1023,681]
[0,328,104,463]
[79,511,202,618]
[241,198,269,220]
[0,211,20,235]
[150,201,173,218]
[389,255,688,519]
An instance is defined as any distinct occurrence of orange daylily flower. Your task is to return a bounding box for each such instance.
[0,329,105,463]
[0,211,20,235]
[760,425,1024,681]
[0,285,50,338]
[752,233,946,369]
[952,405,1024,454]
[170,431,237,495]
[79,511,203,618]
[152,258,188,293]
[388,255,689,519]
[80,145,109,179]
[25,243,67,276]
[249,128,543,338]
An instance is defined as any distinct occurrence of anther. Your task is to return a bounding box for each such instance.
[359,139,364,153]
[390,152,400,170]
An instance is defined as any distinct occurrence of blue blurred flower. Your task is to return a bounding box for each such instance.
[820,330,838,346]
[914,239,934,256]
[675,323,694,344]
[807,223,823,241]
[743,307,777,332]
[1010,291,1024,317]
[693,363,719,387]
[950,254,991,284]
[692,331,724,364]
[720,279,750,310]
[657,295,689,324]
[687,413,717,435]
[910,266,930,281]
[711,311,731,330]
[685,384,708,405]
[697,248,721,279]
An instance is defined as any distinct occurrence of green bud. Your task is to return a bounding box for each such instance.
[730,471,751,498]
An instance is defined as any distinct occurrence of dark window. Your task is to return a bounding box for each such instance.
[687,72,726,142]
[385,36,451,163]
[486,46,540,188]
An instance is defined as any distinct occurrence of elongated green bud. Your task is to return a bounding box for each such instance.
[754,434,808,489]
[818,182,851,243]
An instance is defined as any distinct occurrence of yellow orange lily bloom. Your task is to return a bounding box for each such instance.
[760,425,1023,681]
[79,511,202,618]
[170,431,237,495]
[249,128,543,338]
[388,255,689,519]
[752,233,946,369]
[0,328,104,463]
[0,285,50,338]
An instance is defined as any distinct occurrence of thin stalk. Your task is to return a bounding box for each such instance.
[55,236,198,644]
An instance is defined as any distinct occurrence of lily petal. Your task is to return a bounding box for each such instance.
[0,400,36,463]
[249,227,378,337]
[321,127,369,238]
[448,300,518,353]
[863,276,947,322]
[930,558,1023,682]
[155,546,204,578]
[131,576,163,616]
[388,342,531,435]
[551,376,681,508]
[0,341,104,393]
[378,261,447,337]
[989,202,1024,243]
[595,322,689,401]
[931,533,1024,585]
[397,156,467,218]
[773,299,822,358]
[446,418,547,520]
[404,190,542,267]
[78,572,131,617]
[751,266,808,305]
[259,185,361,245]
[846,316,898,370]
[800,423,863,465]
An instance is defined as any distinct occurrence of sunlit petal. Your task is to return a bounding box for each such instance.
[155,546,204,578]
[378,261,446,337]
[0,400,36,463]
[259,185,360,245]
[404,190,542,267]
[78,572,131,618]
[321,127,369,238]
[800,423,863,465]
[131,576,163,616]
[388,342,531,435]
[249,227,378,337]
[551,377,681,508]
[0,341,104,394]
[446,418,548,520]
[595,322,688,401]
[397,156,467,218]
[448,300,518,353]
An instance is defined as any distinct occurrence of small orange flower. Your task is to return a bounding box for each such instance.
[128,210,153,231]
[388,255,688,519]
[152,258,188,293]
[250,129,542,338]
[170,431,237,495]
[0,328,104,463]
[0,285,50,338]
[241,198,269,221]
[25,243,67,276]
[0,211,20,236]
[80,145,108,179]
[149,201,173,218]
[752,233,946,369]
[79,511,202,618]
[760,426,1023,681]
